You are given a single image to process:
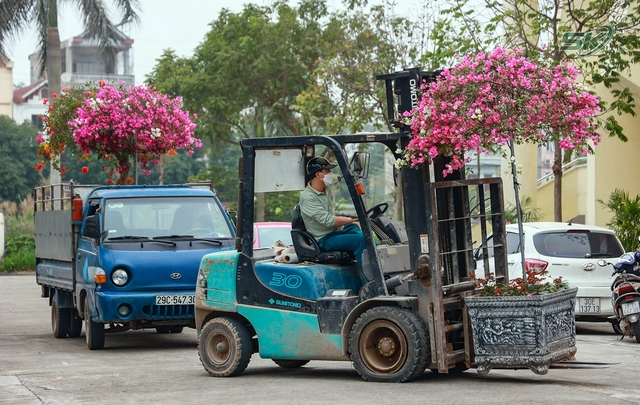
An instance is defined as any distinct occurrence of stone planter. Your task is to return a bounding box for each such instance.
[464,287,577,375]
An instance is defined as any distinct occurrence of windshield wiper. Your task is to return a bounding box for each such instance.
[153,234,194,239]
[194,238,223,245]
[106,236,149,241]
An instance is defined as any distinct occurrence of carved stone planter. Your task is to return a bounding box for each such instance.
[464,287,577,375]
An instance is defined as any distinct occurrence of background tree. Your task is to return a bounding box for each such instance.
[0,116,44,203]
[429,0,640,221]
[147,0,443,221]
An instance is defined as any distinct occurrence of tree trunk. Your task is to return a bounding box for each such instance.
[553,140,563,221]
[116,156,131,185]
[46,3,62,196]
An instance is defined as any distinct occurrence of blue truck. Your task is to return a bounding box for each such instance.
[34,181,235,350]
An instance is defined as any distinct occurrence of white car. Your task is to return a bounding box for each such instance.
[474,222,625,331]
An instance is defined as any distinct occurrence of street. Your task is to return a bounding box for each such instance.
[1,273,640,405]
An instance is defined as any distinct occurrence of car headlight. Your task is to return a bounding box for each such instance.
[111,268,130,286]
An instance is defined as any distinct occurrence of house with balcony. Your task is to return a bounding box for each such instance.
[28,28,134,88]
[13,28,135,128]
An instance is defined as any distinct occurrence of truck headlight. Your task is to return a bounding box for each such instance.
[111,269,129,286]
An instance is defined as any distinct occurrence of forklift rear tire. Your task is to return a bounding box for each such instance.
[51,301,71,338]
[199,317,252,377]
[272,359,310,368]
[67,309,83,338]
[84,297,105,350]
[349,307,429,383]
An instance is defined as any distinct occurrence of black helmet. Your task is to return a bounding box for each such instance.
[306,157,337,175]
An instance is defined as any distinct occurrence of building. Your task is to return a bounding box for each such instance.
[502,65,640,227]
[13,29,135,126]
[28,28,134,88]
[0,53,14,118]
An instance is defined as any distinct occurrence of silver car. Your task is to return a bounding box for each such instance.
[475,222,625,332]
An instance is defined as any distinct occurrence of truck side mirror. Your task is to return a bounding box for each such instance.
[350,151,370,179]
[84,215,100,239]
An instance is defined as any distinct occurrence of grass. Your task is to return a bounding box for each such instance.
[1,197,36,273]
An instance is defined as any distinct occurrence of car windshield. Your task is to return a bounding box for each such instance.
[532,231,624,258]
[258,226,292,248]
[103,196,233,241]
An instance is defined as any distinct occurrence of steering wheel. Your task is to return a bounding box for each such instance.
[366,202,389,219]
[184,227,215,237]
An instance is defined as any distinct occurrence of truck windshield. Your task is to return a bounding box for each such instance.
[103,197,233,241]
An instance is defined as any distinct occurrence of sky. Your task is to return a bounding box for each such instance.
[5,0,250,87]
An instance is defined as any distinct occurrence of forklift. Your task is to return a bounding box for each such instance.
[193,68,509,382]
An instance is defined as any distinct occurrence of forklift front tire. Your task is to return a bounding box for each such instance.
[199,317,252,377]
[349,307,429,383]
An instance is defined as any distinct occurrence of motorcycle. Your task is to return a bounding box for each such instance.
[598,251,640,342]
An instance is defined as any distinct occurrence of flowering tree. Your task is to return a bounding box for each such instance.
[37,81,200,185]
[397,48,601,177]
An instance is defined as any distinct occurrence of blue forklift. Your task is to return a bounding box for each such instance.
[194,69,509,382]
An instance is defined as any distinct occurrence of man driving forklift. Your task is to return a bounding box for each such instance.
[299,157,366,269]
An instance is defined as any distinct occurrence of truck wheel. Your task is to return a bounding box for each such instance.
[169,326,184,334]
[68,309,83,338]
[51,301,71,338]
[84,298,105,350]
[198,317,252,377]
[156,326,171,334]
[349,307,430,383]
[272,359,310,368]
[633,321,640,343]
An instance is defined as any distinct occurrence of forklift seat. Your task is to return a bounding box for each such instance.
[290,205,354,264]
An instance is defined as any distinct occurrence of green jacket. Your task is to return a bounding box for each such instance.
[299,184,336,240]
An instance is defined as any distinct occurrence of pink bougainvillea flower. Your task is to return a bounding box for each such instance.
[398,48,601,176]
[40,81,200,184]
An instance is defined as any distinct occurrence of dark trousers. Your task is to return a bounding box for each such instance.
[318,224,366,269]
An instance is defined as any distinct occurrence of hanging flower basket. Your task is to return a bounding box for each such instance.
[36,81,201,185]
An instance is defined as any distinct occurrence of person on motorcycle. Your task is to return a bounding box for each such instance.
[299,157,366,270]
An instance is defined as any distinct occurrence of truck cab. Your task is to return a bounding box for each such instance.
[35,182,235,350]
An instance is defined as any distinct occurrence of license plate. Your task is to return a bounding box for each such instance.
[622,300,640,315]
[155,295,195,306]
[578,297,600,313]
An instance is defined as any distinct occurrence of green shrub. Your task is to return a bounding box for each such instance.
[1,234,35,272]
[599,189,640,252]
[1,196,36,272]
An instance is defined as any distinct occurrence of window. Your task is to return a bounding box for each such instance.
[40,88,49,99]
[103,196,233,240]
[532,232,624,258]
[475,232,521,260]
[31,115,43,130]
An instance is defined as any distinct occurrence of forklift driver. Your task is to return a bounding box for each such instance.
[299,157,366,269]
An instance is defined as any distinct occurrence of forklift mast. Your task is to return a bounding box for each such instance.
[377,67,509,372]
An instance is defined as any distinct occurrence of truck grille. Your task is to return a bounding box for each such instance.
[143,304,194,319]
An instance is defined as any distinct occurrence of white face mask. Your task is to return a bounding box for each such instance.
[322,172,334,185]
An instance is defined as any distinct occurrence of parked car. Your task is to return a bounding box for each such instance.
[475,222,625,330]
[253,222,292,248]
